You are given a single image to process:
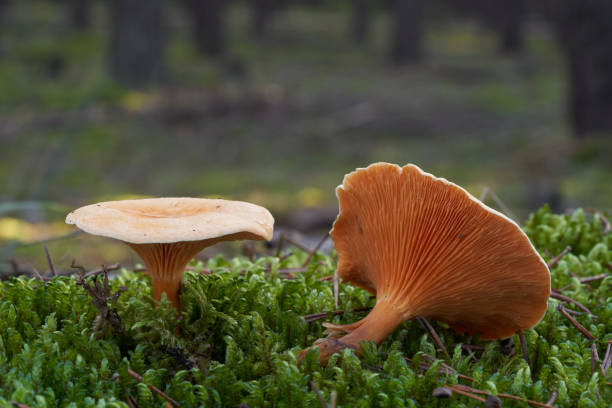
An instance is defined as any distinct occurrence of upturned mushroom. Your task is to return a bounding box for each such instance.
[303,163,550,364]
[66,197,274,310]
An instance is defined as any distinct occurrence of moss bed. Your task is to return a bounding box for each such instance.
[0,206,611,407]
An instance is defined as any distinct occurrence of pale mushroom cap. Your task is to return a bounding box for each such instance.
[330,162,551,339]
[66,197,274,244]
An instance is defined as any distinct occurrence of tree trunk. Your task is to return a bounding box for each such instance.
[0,0,8,59]
[109,0,164,87]
[498,0,526,54]
[183,0,225,56]
[390,0,424,64]
[554,0,612,137]
[251,0,275,39]
[70,0,91,30]
[351,0,370,45]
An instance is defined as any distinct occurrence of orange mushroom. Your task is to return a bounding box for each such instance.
[304,163,550,364]
[66,197,274,311]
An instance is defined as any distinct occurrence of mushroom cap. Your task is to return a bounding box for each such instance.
[66,197,274,244]
[330,163,550,339]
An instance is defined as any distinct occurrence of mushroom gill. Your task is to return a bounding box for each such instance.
[304,163,550,364]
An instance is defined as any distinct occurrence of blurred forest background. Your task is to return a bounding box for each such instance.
[1,0,612,274]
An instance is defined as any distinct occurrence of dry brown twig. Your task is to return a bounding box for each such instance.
[310,381,337,408]
[278,251,293,262]
[591,342,600,374]
[549,292,595,316]
[586,207,610,235]
[447,384,554,408]
[304,307,372,323]
[417,317,450,360]
[600,340,611,375]
[557,305,596,340]
[518,331,531,368]
[125,395,139,408]
[444,384,485,403]
[547,245,571,269]
[11,402,33,408]
[72,260,126,336]
[275,232,286,257]
[44,245,57,276]
[405,354,474,382]
[301,233,330,268]
[333,269,339,309]
[546,389,557,406]
[127,368,180,407]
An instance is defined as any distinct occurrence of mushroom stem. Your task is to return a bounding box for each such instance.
[151,276,183,310]
[306,299,408,364]
[126,241,208,311]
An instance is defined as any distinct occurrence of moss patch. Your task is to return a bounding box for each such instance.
[0,207,611,407]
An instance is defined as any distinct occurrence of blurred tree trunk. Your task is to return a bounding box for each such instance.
[497,0,526,54]
[70,0,91,30]
[389,0,424,64]
[251,0,275,39]
[183,0,225,56]
[0,0,8,59]
[351,0,370,45]
[109,0,164,87]
[553,0,612,137]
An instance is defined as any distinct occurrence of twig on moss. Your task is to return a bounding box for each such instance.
[559,273,610,291]
[125,395,140,408]
[580,273,609,283]
[44,245,57,276]
[279,251,293,262]
[333,269,339,309]
[301,233,330,267]
[310,381,330,408]
[279,267,308,274]
[11,402,33,408]
[83,263,121,279]
[275,232,286,257]
[127,368,180,407]
[557,305,596,340]
[304,307,372,323]
[600,340,611,375]
[586,207,610,235]
[546,389,557,406]
[591,342,600,374]
[549,292,594,316]
[283,237,310,252]
[29,263,44,281]
[518,331,531,368]
[417,317,450,359]
[448,384,553,408]
[405,355,474,382]
[72,260,126,336]
[444,384,485,403]
[547,245,571,268]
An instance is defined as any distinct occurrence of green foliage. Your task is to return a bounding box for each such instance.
[1,207,611,407]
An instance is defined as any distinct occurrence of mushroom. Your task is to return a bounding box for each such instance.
[66,197,274,310]
[303,163,550,364]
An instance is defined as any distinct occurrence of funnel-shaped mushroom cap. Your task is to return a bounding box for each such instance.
[67,197,274,309]
[304,163,549,364]
[66,197,273,244]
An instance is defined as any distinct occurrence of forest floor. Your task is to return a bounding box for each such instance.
[1,3,612,271]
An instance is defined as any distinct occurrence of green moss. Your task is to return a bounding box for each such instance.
[1,207,611,407]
